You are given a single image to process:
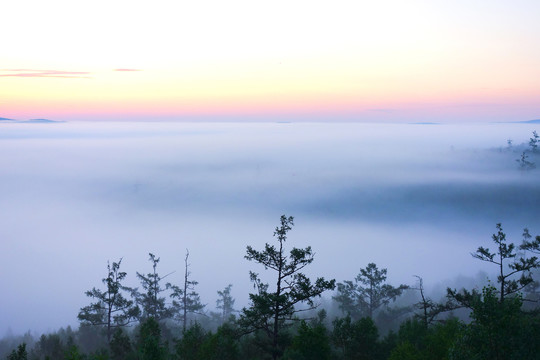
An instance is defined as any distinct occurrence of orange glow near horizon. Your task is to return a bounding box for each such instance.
[1,0,540,122]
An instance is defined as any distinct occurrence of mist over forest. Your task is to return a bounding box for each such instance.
[1,121,539,347]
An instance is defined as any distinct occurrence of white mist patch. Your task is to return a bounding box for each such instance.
[0,121,539,334]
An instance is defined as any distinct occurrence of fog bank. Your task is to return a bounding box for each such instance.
[1,121,539,334]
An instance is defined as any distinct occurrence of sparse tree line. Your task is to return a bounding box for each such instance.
[505,129,539,170]
[3,216,540,360]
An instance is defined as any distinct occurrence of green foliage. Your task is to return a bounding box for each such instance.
[237,330,275,360]
[445,224,540,358]
[175,323,208,360]
[471,223,538,302]
[87,349,109,360]
[423,318,463,360]
[13,221,540,360]
[7,343,27,360]
[331,316,380,360]
[64,345,84,360]
[379,331,398,360]
[137,317,167,360]
[450,285,540,360]
[175,322,239,360]
[78,259,139,343]
[239,215,335,360]
[334,263,408,319]
[388,341,419,360]
[109,328,133,360]
[389,317,464,360]
[32,334,65,360]
[198,324,239,360]
[396,318,428,351]
[283,321,331,360]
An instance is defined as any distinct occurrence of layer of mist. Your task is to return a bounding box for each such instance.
[1,121,539,335]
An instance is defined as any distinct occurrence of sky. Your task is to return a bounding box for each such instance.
[2,0,540,122]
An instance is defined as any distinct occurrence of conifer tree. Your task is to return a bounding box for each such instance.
[135,253,173,321]
[7,343,27,360]
[216,284,236,324]
[471,223,538,302]
[334,263,408,319]
[137,317,167,360]
[78,259,140,343]
[448,223,539,305]
[521,228,540,255]
[239,215,335,360]
[168,249,205,332]
[529,130,539,153]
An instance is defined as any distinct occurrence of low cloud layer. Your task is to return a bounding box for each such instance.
[1,121,539,334]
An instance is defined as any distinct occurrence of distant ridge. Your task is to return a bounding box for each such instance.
[518,119,540,124]
[22,118,64,123]
[0,117,64,123]
[410,122,440,125]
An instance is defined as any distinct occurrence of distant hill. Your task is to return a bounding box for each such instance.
[517,119,540,124]
[21,118,64,123]
[0,117,65,123]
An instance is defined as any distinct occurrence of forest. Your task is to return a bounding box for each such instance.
[2,215,540,360]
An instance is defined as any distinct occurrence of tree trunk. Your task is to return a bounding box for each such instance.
[183,250,189,333]
[272,238,284,360]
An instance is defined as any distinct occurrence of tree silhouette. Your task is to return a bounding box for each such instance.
[449,223,539,305]
[521,228,540,255]
[134,253,173,321]
[334,263,408,319]
[7,343,27,360]
[529,130,539,153]
[168,249,205,332]
[516,151,535,170]
[137,317,167,360]
[216,284,236,324]
[78,259,139,343]
[412,275,451,327]
[239,215,335,360]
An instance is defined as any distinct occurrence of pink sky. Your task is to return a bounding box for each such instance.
[1,0,539,122]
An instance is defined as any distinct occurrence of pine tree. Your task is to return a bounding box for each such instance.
[134,253,173,321]
[168,249,205,332]
[529,130,539,153]
[137,317,167,360]
[334,263,408,319]
[78,259,140,343]
[448,223,539,304]
[521,228,540,255]
[471,223,538,302]
[239,215,335,360]
[216,284,236,324]
[7,343,27,360]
